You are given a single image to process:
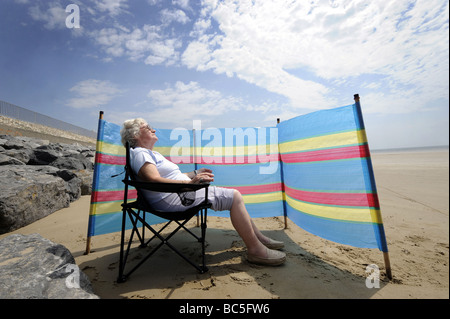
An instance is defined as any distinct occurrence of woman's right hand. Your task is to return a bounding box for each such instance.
[190,172,214,184]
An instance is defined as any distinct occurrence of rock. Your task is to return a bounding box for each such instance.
[0,166,70,233]
[51,154,94,170]
[1,138,27,150]
[28,148,61,165]
[0,135,95,234]
[0,234,98,299]
[0,153,26,165]
[3,149,33,164]
[73,169,94,195]
[55,169,82,202]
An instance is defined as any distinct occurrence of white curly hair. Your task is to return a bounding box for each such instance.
[120,118,148,148]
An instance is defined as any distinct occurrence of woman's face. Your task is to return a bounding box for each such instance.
[136,123,158,148]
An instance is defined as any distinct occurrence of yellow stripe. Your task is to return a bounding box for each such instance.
[91,193,281,214]
[279,130,367,154]
[155,144,278,157]
[286,194,382,224]
[154,146,192,157]
[243,192,283,204]
[90,201,125,215]
[98,131,366,158]
[98,141,126,156]
[91,192,382,224]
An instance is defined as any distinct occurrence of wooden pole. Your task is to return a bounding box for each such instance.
[353,95,392,280]
[277,118,288,229]
[383,252,393,280]
[193,128,200,227]
[84,111,104,255]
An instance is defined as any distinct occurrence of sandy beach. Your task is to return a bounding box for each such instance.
[1,148,448,299]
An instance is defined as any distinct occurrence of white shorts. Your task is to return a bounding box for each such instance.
[151,186,235,212]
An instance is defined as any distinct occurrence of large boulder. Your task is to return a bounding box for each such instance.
[0,166,70,233]
[0,234,98,299]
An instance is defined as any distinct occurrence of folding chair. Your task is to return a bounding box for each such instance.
[117,142,211,283]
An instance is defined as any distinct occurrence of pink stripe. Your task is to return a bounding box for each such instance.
[285,186,378,207]
[92,189,137,203]
[222,183,283,195]
[281,145,370,163]
[197,153,280,165]
[96,153,125,165]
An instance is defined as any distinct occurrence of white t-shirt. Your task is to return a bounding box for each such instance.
[130,147,190,206]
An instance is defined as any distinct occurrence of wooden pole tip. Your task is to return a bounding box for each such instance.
[354,94,360,102]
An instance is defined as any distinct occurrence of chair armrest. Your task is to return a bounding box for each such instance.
[124,180,209,193]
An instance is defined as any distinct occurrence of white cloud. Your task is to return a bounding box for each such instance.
[173,0,191,10]
[28,2,67,30]
[147,81,255,126]
[190,18,211,37]
[161,8,190,24]
[66,79,123,109]
[90,24,181,65]
[182,0,448,113]
[95,0,129,16]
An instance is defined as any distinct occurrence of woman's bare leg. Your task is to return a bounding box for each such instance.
[250,220,271,244]
[229,190,268,258]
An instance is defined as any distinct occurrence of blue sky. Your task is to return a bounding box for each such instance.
[0,0,448,149]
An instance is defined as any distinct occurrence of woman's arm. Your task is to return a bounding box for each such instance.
[138,163,214,184]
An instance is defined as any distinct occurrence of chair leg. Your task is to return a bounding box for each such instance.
[200,208,208,273]
[117,209,128,283]
[117,207,209,282]
[118,208,149,282]
[140,209,146,248]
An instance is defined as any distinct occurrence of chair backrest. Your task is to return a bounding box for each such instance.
[124,141,137,181]
[123,142,157,210]
[123,141,145,207]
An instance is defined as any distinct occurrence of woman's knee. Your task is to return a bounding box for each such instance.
[232,189,245,207]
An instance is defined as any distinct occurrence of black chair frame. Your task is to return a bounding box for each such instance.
[117,142,211,283]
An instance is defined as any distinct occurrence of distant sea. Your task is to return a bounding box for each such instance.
[372,145,449,154]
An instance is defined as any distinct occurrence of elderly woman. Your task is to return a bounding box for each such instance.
[120,118,286,266]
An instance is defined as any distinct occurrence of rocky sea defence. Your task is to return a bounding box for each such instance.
[0,132,99,299]
[0,135,95,234]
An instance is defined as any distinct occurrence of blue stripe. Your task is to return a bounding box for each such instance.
[209,201,284,218]
[286,205,387,251]
[198,163,281,187]
[278,104,361,143]
[156,128,193,148]
[197,127,278,147]
[94,164,126,190]
[283,158,373,192]
[93,163,196,191]
[102,120,122,145]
